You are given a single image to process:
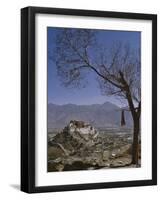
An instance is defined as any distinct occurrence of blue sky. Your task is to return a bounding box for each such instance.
[47,27,140,107]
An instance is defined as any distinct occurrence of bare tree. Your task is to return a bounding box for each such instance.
[54,28,141,165]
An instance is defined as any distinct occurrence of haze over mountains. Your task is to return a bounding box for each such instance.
[48,101,132,130]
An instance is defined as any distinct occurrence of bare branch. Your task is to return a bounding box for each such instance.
[54,28,141,120]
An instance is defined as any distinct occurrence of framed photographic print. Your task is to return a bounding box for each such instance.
[21,6,157,193]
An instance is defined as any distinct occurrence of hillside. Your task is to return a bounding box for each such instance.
[48,102,132,130]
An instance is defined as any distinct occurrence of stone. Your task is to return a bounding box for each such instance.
[103,150,110,161]
[48,120,135,172]
[54,157,62,163]
[55,164,64,171]
[111,153,116,158]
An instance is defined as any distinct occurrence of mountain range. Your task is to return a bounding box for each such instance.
[48,101,133,130]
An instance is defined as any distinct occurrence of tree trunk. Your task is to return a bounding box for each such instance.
[131,116,140,165]
[125,89,140,165]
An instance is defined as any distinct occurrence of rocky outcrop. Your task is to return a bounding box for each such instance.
[48,121,139,172]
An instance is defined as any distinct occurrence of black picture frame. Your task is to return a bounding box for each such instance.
[21,6,157,193]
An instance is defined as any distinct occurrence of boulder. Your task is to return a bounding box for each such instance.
[103,150,110,161]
